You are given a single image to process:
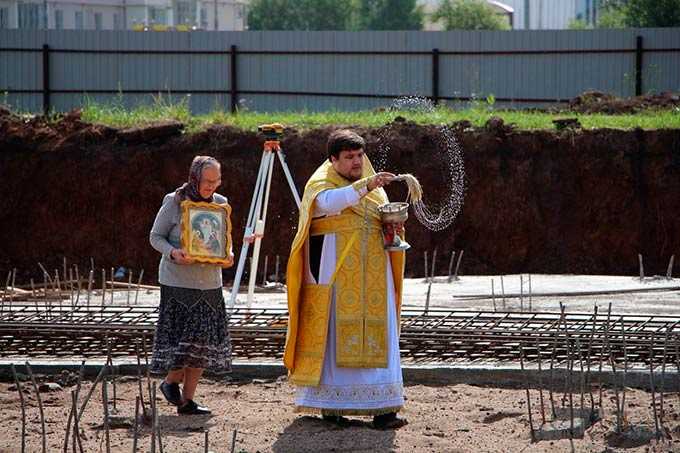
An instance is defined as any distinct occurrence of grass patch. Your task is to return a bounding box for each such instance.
[80,94,194,128]
[75,95,680,133]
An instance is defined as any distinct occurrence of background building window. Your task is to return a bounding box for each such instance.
[55,9,63,29]
[0,7,8,28]
[18,3,45,29]
[175,0,195,25]
[149,7,167,25]
[200,6,207,29]
[113,12,121,30]
[576,0,599,26]
[75,10,83,29]
[94,12,102,29]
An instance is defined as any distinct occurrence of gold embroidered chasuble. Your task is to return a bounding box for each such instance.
[284,156,405,387]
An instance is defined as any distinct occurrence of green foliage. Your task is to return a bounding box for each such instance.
[354,0,424,30]
[596,6,627,28]
[623,0,680,27]
[247,0,354,30]
[431,0,510,30]
[599,0,680,27]
[79,97,680,133]
[568,18,590,30]
[82,93,193,129]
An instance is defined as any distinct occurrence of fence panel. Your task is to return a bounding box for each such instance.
[1,29,679,114]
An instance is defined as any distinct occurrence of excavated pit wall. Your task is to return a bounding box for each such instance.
[1,111,679,283]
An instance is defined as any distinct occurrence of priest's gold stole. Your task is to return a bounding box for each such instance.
[334,221,388,369]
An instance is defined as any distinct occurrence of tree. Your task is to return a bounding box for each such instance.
[622,0,680,27]
[596,6,626,28]
[248,0,354,30]
[598,0,680,28]
[432,0,510,31]
[355,0,424,30]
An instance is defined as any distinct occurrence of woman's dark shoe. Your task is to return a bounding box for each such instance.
[159,381,182,406]
[372,412,408,430]
[177,399,211,415]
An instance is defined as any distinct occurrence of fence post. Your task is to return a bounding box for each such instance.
[42,44,51,116]
[230,44,238,114]
[635,35,643,96]
[432,48,440,105]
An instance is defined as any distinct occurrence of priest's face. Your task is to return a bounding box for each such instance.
[331,148,364,181]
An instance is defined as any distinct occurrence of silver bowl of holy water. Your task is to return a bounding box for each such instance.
[377,202,411,251]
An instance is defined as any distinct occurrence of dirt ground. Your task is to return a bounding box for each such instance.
[2,376,680,453]
[567,91,680,114]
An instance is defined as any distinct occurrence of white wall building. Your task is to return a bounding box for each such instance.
[0,0,247,30]
[501,0,601,29]
[421,0,601,30]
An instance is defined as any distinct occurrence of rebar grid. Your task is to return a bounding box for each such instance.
[2,304,679,365]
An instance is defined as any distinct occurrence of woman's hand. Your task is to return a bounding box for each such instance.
[223,253,235,268]
[367,172,396,191]
[171,248,195,265]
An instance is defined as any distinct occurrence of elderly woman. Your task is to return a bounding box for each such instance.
[149,155,232,415]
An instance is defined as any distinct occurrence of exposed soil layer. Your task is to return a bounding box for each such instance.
[1,109,680,283]
[1,377,678,452]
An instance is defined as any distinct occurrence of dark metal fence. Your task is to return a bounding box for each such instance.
[2,29,679,114]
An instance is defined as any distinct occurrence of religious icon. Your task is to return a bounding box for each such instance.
[180,201,234,267]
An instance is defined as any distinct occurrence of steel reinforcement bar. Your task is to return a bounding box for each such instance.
[1,304,679,365]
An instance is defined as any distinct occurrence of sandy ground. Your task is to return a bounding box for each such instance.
[2,376,680,453]
[4,275,680,452]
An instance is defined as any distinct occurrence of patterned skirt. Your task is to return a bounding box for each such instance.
[150,285,232,375]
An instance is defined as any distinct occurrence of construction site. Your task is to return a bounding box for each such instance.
[2,252,680,452]
[1,73,680,450]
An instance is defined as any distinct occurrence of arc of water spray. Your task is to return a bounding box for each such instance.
[375,123,465,232]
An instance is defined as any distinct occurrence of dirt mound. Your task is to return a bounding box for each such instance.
[0,109,118,153]
[568,90,680,114]
[0,104,13,119]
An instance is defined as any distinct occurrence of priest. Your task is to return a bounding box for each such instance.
[284,129,407,429]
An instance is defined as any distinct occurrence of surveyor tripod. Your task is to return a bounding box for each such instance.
[229,124,301,307]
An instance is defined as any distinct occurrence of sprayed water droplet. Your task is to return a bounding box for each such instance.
[375,123,466,232]
[390,96,436,113]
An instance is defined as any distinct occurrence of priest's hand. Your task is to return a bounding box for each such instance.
[368,172,396,191]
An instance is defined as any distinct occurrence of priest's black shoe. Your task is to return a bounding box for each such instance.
[372,412,407,430]
[322,414,350,426]
[177,400,211,415]
[159,381,182,406]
